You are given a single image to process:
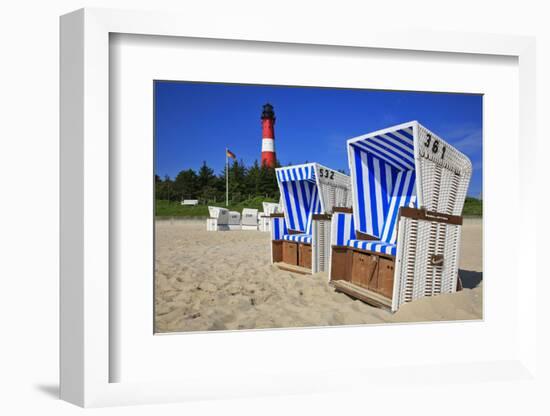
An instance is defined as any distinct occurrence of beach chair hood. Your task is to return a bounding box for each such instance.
[276,163,351,234]
[348,121,472,244]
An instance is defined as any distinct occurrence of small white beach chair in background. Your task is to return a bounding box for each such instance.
[329,121,472,311]
[206,206,230,231]
[259,202,282,232]
[270,163,352,274]
[180,199,199,206]
[241,208,259,230]
[228,211,241,230]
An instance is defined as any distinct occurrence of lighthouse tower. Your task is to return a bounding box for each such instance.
[261,103,276,168]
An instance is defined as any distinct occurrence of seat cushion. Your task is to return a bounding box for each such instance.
[282,233,312,244]
[346,239,396,256]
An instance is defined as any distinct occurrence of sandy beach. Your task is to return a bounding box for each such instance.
[155,218,482,332]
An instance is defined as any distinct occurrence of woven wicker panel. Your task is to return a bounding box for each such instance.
[393,216,462,310]
[312,219,332,273]
[320,176,351,213]
[441,224,461,293]
[416,124,472,216]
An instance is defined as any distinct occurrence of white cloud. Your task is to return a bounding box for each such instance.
[439,124,482,154]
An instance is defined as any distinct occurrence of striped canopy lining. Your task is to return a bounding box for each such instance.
[350,127,417,246]
[277,165,315,183]
[276,166,321,235]
[278,178,321,234]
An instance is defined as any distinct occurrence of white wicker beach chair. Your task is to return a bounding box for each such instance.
[329,121,472,311]
[206,206,230,231]
[270,163,352,273]
[259,202,281,232]
[241,208,259,230]
[228,211,241,230]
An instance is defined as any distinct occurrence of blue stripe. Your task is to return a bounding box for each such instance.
[354,149,366,232]
[306,186,320,234]
[397,127,414,140]
[404,171,416,207]
[366,153,379,237]
[368,136,415,165]
[274,216,280,239]
[383,171,408,243]
[379,160,389,226]
[387,172,407,242]
[304,185,312,233]
[385,131,414,150]
[299,180,309,214]
[282,182,295,230]
[337,213,345,245]
[354,142,412,170]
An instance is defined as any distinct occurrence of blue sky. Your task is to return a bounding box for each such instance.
[155,81,482,197]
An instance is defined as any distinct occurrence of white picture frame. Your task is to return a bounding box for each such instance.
[60,7,538,408]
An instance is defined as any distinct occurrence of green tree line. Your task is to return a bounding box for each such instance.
[155,160,281,204]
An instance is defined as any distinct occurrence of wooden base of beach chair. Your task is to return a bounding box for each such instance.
[272,240,313,271]
[330,246,395,308]
[298,243,312,269]
[282,241,299,265]
[331,280,392,311]
[350,251,395,299]
[272,241,283,263]
[281,241,312,270]
[330,246,353,282]
[274,262,312,275]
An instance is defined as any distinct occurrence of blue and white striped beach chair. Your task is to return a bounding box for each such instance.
[270,163,352,273]
[329,121,472,311]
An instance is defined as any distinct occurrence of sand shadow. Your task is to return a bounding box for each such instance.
[459,269,483,289]
[35,384,59,399]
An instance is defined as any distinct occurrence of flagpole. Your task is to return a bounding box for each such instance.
[225,147,229,206]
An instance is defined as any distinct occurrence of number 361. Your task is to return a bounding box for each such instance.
[424,134,446,159]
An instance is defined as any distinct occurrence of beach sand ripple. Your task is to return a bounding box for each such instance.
[155,218,482,332]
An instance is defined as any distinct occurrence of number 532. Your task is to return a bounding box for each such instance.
[319,168,335,180]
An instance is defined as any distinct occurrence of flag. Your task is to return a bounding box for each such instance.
[226,149,236,159]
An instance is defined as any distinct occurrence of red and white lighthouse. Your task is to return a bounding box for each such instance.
[261,103,276,168]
